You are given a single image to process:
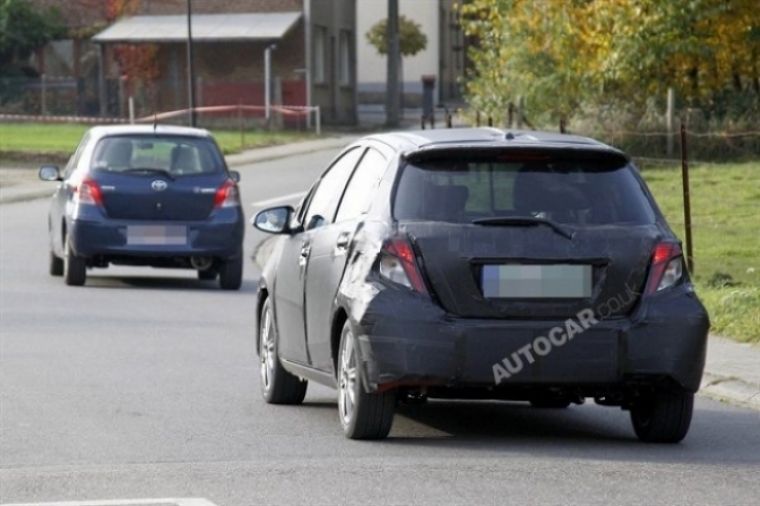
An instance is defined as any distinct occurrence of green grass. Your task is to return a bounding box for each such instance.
[642,162,760,343]
[0,122,316,158]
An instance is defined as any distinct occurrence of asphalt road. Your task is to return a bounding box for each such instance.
[1,149,759,506]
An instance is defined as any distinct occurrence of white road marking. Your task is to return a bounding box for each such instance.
[1,498,218,506]
[250,191,306,208]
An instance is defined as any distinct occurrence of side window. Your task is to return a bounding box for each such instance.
[335,148,388,222]
[64,133,90,178]
[303,148,365,230]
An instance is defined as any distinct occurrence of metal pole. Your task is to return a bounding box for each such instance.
[264,44,276,123]
[40,74,47,116]
[315,106,321,135]
[385,0,401,127]
[666,87,675,157]
[186,0,197,127]
[680,122,694,273]
[128,96,135,124]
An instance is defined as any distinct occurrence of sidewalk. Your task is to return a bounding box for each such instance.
[0,135,356,205]
[701,336,760,410]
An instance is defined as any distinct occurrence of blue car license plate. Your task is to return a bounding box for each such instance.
[126,225,187,246]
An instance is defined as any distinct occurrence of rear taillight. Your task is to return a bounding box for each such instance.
[378,237,428,295]
[75,178,103,206]
[213,180,240,208]
[644,242,684,294]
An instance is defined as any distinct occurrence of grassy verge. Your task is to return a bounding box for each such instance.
[642,162,760,343]
[0,122,316,160]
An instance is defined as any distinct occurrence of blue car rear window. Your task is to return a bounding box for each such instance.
[91,135,225,176]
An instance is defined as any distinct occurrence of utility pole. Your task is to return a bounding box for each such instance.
[186,0,197,127]
[264,44,277,124]
[385,0,400,127]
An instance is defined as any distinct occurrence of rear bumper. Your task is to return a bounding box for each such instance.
[353,283,709,394]
[68,207,244,260]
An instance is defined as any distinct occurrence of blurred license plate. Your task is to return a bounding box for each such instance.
[127,225,187,245]
[481,264,592,298]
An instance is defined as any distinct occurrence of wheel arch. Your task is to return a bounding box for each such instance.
[330,306,349,377]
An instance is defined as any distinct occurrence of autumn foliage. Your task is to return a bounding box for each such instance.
[107,0,159,83]
[458,0,760,125]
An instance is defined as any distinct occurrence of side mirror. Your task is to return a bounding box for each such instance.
[253,205,294,234]
[39,165,62,182]
[229,170,241,183]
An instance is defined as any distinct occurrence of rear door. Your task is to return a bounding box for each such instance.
[394,149,661,320]
[88,135,227,221]
[304,147,389,373]
[273,147,364,364]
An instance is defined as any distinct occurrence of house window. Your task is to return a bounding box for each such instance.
[314,25,327,84]
[339,30,351,86]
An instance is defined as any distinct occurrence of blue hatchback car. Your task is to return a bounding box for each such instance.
[39,125,244,289]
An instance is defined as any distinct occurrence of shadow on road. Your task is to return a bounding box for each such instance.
[372,399,760,465]
[82,275,259,293]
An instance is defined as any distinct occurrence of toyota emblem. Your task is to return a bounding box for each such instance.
[151,180,168,192]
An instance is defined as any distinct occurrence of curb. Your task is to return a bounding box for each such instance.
[700,371,760,411]
[0,187,54,205]
[225,136,356,168]
[0,136,356,205]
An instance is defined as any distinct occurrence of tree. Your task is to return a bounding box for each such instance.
[366,14,428,58]
[366,12,428,117]
[0,0,64,76]
[458,0,760,126]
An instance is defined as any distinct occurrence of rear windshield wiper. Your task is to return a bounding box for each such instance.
[121,168,175,180]
[471,216,575,240]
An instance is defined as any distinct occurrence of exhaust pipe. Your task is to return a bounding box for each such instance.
[190,256,213,271]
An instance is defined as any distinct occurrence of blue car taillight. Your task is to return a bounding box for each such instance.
[213,179,240,209]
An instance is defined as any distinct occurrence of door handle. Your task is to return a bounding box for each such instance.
[298,242,311,267]
[334,232,350,256]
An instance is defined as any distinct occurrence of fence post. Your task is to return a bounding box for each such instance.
[680,121,694,273]
[666,87,675,157]
[40,74,48,116]
[238,102,244,150]
[516,96,524,128]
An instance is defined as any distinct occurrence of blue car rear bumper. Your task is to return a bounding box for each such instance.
[68,207,244,260]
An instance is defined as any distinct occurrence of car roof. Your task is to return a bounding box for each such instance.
[86,124,213,141]
[364,128,623,156]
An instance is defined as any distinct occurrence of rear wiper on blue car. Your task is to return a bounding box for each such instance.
[122,168,175,180]
[471,216,575,240]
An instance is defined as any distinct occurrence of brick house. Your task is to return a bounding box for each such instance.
[29,0,357,124]
[94,0,357,125]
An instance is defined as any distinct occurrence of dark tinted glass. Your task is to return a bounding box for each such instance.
[394,152,655,226]
[335,148,387,222]
[91,135,225,176]
[304,147,364,229]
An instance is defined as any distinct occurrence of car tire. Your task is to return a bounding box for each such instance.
[338,321,396,440]
[219,253,242,290]
[259,298,308,405]
[64,240,87,286]
[530,399,571,409]
[198,269,217,281]
[630,389,694,443]
[49,251,64,277]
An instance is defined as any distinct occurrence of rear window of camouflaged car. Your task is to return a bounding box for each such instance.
[393,151,656,226]
[90,135,225,176]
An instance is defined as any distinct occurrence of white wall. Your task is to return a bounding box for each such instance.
[356,0,439,96]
